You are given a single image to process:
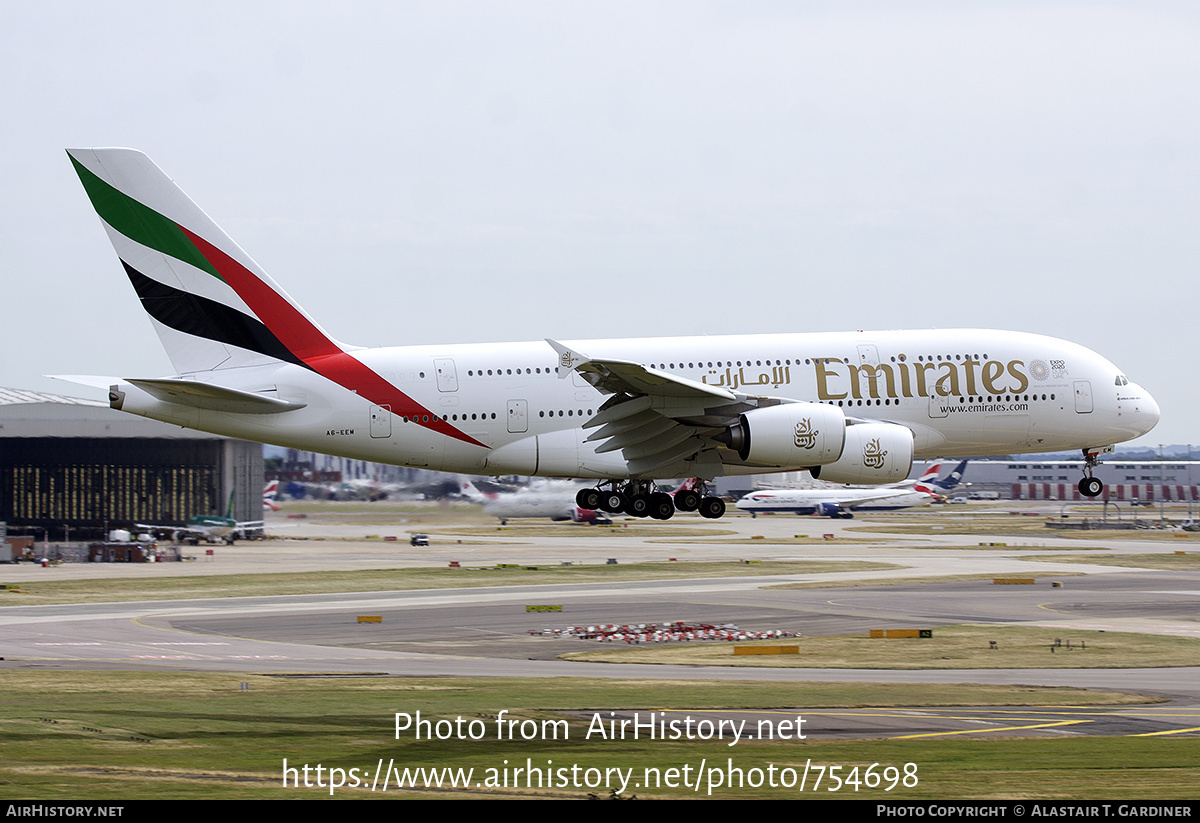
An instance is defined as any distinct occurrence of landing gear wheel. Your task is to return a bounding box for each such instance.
[577,488,602,509]
[600,491,625,513]
[649,492,675,520]
[624,494,650,517]
[1080,448,1108,499]
[674,489,701,512]
[699,496,726,519]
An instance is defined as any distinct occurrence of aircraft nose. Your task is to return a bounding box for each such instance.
[1132,384,1161,434]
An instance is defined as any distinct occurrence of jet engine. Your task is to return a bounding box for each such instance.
[721,403,846,468]
[810,422,914,485]
[815,502,853,519]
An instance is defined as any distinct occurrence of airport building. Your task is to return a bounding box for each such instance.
[949,459,1199,502]
[0,388,263,540]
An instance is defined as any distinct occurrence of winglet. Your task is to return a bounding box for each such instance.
[546,339,590,379]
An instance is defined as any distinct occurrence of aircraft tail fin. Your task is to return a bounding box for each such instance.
[69,148,487,451]
[67,148,349,375]
[934,460,969,491]
[910,462,941,494]
[459,479,496,503]
[263,481,281,512]
[914,462,941,484]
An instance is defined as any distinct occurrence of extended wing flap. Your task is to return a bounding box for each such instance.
[593,415,679,453]
[546,340,780,477]
[625,436,707,476]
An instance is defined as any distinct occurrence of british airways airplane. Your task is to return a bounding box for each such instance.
[63,149,1160,521]
[736,460,970,518]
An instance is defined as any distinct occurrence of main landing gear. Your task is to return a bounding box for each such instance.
[576,481,726,520]
[1078,449,1106,498]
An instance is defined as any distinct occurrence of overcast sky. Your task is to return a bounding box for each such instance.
[2,2,1196,449]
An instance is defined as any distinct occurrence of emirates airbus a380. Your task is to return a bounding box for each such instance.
[63,149,1160,520]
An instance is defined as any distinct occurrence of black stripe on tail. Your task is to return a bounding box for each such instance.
[123,261,310,370]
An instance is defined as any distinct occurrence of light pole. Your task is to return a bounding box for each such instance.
[1160,443,1166,524]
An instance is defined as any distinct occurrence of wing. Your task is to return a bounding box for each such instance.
[547,339,784,478]
[830,490,911,509]
[134,523,196,539]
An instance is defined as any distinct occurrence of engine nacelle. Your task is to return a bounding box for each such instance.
[723,403,846,468]
[815,502,842,518]
[810,422,914,485]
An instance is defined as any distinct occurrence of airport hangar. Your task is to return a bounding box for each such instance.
[0,387,262,541]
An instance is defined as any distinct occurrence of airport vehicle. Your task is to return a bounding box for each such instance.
[461,480,611,525]
[65,149,1160,521]
[409,533,429,547]
[736,459,970,517]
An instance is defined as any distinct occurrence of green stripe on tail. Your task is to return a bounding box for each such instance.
[68,153,223,282]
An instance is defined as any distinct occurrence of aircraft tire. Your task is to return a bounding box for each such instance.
[625,494,650,517]
[699,496,726,519]
[649,492,675,520]
[674,489,701,512]
[578,488,602,509]
[1080,477,1103,498]
[600,491,625,512]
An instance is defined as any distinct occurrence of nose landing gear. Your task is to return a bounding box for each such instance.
[1078,446,1112,498]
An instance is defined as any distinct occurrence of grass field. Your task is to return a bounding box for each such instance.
[5,513,1198,801]
[560,625,1200,669]
[845,513,1200,542]
[2,671,1194,800]
[0,559,902,606]
[1016,553,1200,571]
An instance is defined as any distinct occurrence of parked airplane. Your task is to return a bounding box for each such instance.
[65,149,1160,521]
[136,492,263,544]
[460,479,610,525]
[737,459,969,517]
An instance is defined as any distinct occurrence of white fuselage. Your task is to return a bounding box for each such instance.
[737,487,935,515]
[113,328,1159,481]
[483,491,592,522]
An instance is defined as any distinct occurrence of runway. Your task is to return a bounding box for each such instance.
[4,506,1200,739]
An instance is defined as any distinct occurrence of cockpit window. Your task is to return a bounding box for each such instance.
[1115,375,1129,386]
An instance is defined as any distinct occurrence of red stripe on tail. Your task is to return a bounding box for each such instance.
[179,226,486,449]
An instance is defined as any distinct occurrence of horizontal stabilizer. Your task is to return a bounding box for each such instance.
[47,374,123,390]
[126,379,307,415]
